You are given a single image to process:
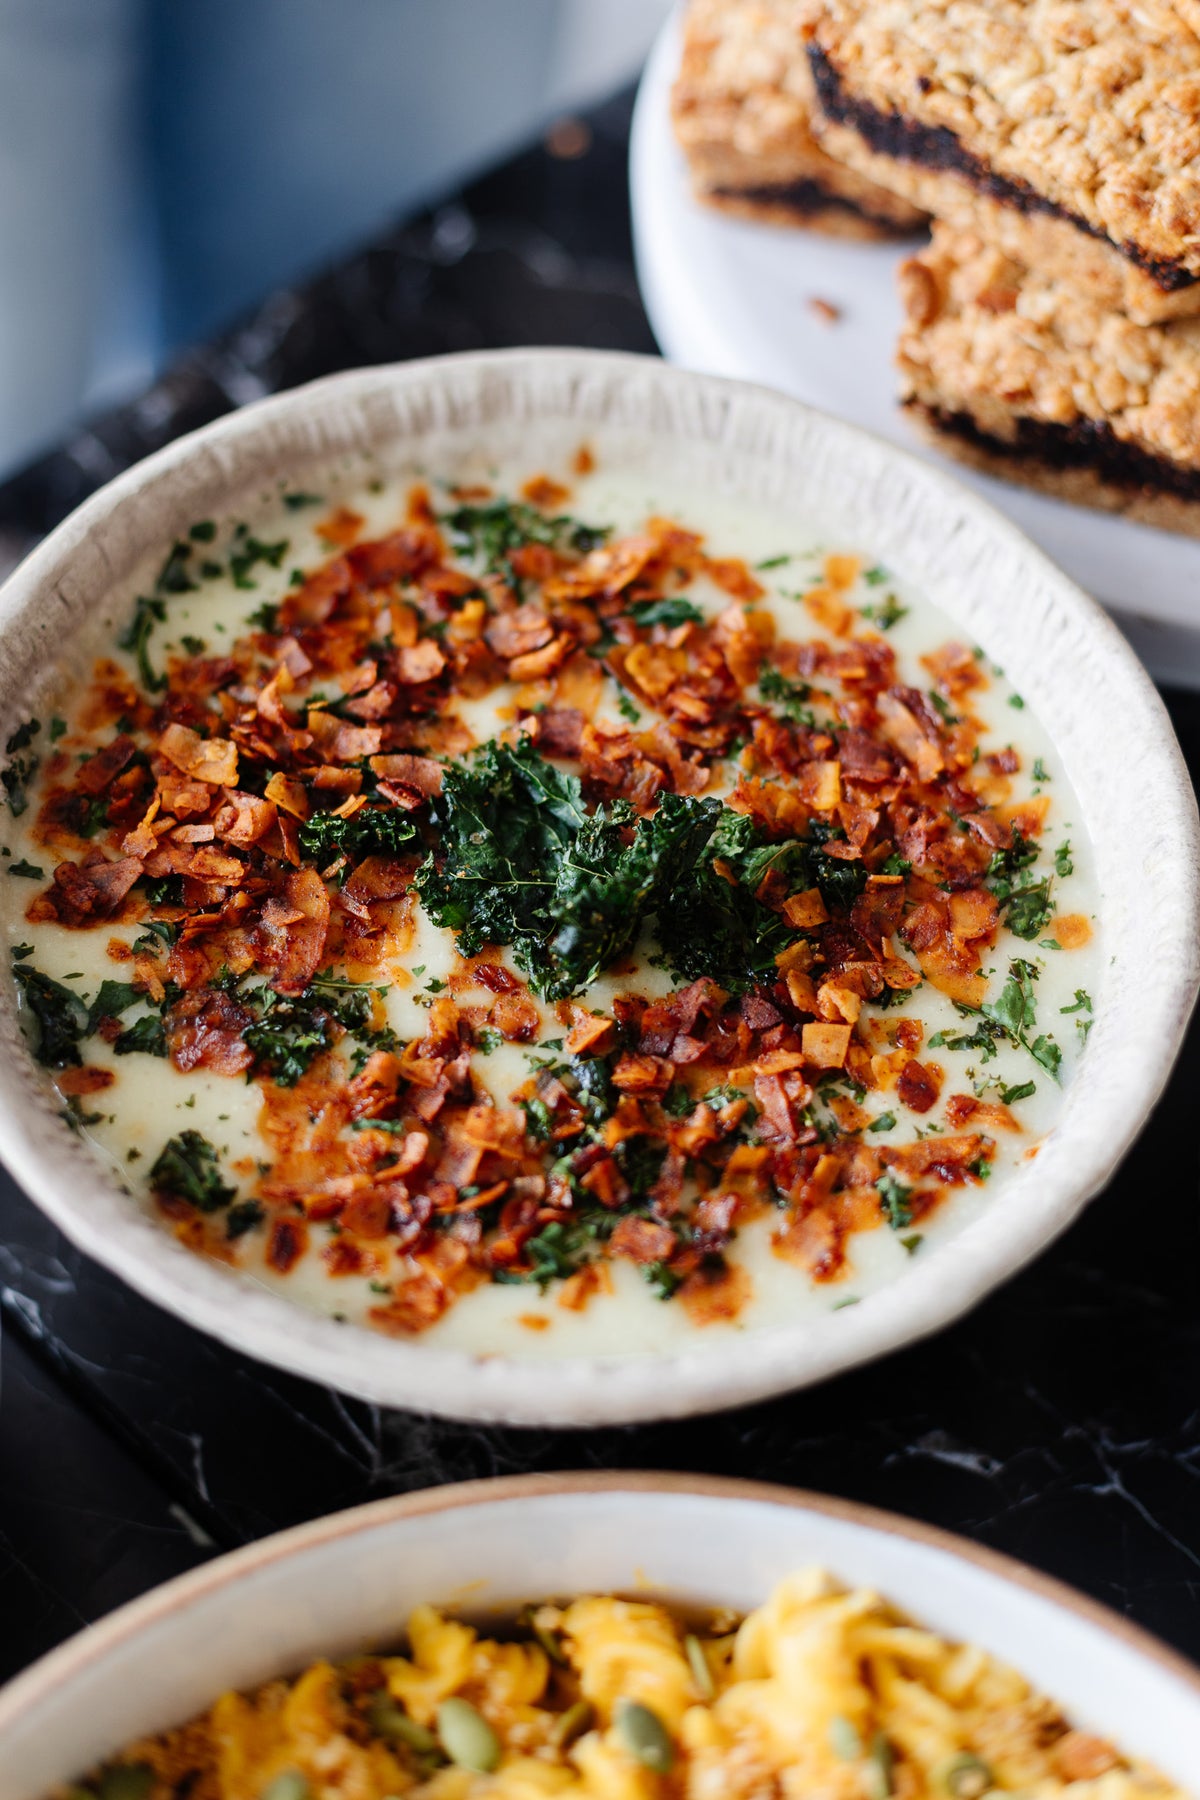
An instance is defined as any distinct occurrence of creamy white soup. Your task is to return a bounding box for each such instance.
[0,447,1100,1357]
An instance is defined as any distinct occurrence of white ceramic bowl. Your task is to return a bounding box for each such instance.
[0,349,1196,1425]
[2,1472,1198,1797]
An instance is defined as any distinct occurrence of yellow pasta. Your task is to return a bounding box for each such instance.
[57,1571,1187,1800]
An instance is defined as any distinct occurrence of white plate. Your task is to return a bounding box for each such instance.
[630,9,1200,687]
[1,1473,1199,1796]
[0,347,1196,1426]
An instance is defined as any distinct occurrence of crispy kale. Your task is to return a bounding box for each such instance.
[241,974,380,1086]
[415,736,721,1001]
[12,963,87,1068]
[149,1130,236,1211]
[298,805,418,864]
[2,716,41,816]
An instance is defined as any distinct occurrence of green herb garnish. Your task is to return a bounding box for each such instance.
[148,1131,235,1211]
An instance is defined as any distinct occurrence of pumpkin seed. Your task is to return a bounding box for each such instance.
[684,1633,714,1699]
[437,1696,501,1773]
[367,1695,440,1756]
[550,1699,595,1749]
[260,1774,310,1800]
[518,1604,568,1665]
[864,1734,896,1800]
[615,1699,675,1773]
[98,1770,154,1800]
[829,1715,864,1761]
[940,1753,994,1799]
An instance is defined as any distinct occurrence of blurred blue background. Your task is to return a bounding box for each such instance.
[0,0,669,476]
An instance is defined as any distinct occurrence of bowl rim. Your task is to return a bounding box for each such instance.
[1,1470,1198,1739]
[0,345,1197,1424]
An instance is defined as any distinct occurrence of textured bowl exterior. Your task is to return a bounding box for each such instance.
[1,1473,1199,1795]
[0,348,1196,1425]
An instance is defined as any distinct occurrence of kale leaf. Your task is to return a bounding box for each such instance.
[3,716,41,816]
[13,964,88,1067]
[415,736,721,1001]
[298,806,418,864]
[149,1131,236,1211]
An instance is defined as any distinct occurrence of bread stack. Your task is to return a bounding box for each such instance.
[674,0,1200,537]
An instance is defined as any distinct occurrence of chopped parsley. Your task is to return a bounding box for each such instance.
[442,498,608,582]
[118,595,167,692]
[229,527,289,589]
[627,596,704,629]
[860,594,908,630]
[986,829,1055,941]
[758,665,815,726]
[876,1170,914,1230]
[6,858,43,880]
[1054,840,1074,877]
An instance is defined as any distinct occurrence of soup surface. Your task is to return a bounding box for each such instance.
[56,1568,1177,1800]
[1,445,1100,1355]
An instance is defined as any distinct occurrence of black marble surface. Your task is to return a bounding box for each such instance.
[3,88,1200,1691]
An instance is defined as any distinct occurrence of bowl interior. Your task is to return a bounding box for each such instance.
[1,1478,1198,1796]
[0,348,1195,1424]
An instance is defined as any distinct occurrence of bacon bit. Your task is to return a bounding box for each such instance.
[796,761,842,810]
[565,1009,617,1057]
[214,790,275,845]
[579,1157,632,1211]
[999,794,1050,838]
[1053,1734,1119,1781]
[267,1216,308,1273]
[368,753,443,799]
[783,887,828,929]
[945,1093,1020,1133]
[489,991,541,1042]
[395,640,446,685]
[57,1065,116,1096]
[624,641,688,700]
[509,634,575,682]
[804,588,856,638]
[30,854,144,927]
[517,1312,551,1332]
[817,980,862,1025]
[677,1257,752,1324]
[257,866,330,996]
[522,474,573,511]
[809,296,841,324]
[786,968,819,1014]
[316,506,366,548]
[1050,912,1092,949]
[610,1052,675,1094]
[802,1022,852,1068]
[166,989,256,1075]
[76,734,136,795]
[485,604,554,661]
[896,1058,940,1113]
[159,722,239,788]
[948,886,1000,940]
[825,553,861,590]
[446,597,487,645]
[610,1216,675,1264]
[878,690,944,782]
[713,603,774,687]
[884,1132,991,1182]
[557,1261,612,1311]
